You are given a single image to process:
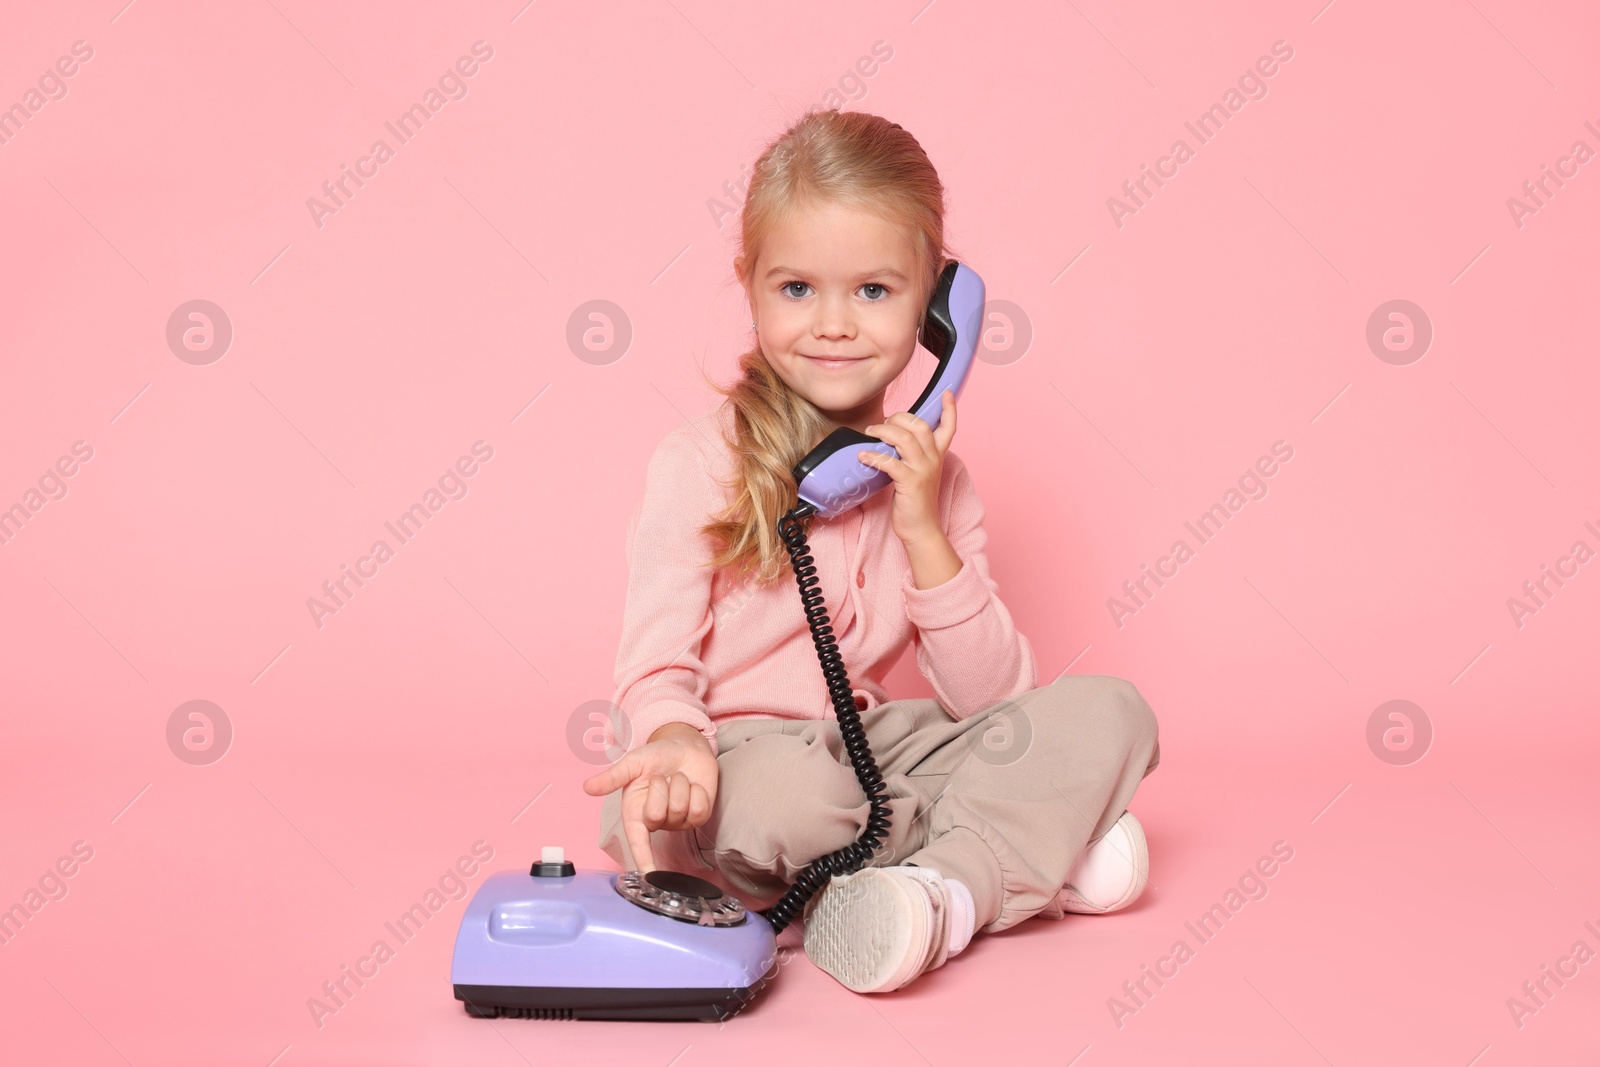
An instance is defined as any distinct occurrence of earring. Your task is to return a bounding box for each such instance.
[751,321,757,330]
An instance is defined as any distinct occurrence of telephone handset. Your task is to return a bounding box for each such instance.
[791,260,986,520]
[760,261,986,934]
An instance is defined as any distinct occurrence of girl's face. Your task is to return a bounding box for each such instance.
[741,198,928,434]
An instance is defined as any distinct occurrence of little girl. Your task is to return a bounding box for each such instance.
[583,109,1160,995]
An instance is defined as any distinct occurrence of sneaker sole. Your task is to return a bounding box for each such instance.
[803,869,929,993]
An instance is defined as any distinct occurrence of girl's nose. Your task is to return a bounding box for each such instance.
[812,294,856,339]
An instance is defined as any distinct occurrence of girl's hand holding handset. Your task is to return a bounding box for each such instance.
[581,722,718,873]
[857,389,958,547]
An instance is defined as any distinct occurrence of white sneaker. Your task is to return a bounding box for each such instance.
[1056,811,1149,914]
[802,865,954,993]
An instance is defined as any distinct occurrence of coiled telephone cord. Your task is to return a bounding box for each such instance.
[758,502,895,935]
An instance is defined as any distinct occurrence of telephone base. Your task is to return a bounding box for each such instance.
[450,861,778,1022]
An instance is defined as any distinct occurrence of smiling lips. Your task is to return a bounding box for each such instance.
[805,355,867,369]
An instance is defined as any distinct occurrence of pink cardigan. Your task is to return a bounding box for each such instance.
[607,401,1037,756]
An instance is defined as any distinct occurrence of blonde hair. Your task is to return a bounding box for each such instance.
[696,108,955,586]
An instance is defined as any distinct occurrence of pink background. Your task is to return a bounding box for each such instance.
[3,1,1597,1063]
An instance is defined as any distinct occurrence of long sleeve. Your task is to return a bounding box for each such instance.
[607,432,724,757]
[899,452,1037,720]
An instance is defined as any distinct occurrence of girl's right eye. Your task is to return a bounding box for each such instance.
[781,282,810,300]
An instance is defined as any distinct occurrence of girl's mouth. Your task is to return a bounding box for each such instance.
[804,355,867,369]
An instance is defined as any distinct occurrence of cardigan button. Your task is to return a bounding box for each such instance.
[855,569,865,588]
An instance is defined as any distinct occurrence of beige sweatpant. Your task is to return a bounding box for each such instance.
[597,673,1160,933]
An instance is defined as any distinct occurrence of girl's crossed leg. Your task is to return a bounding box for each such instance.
[597,673,1161,934]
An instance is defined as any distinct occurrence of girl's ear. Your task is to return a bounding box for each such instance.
[736,255,759,322]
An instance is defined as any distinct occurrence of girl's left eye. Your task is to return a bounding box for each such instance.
[860,283,888,300]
